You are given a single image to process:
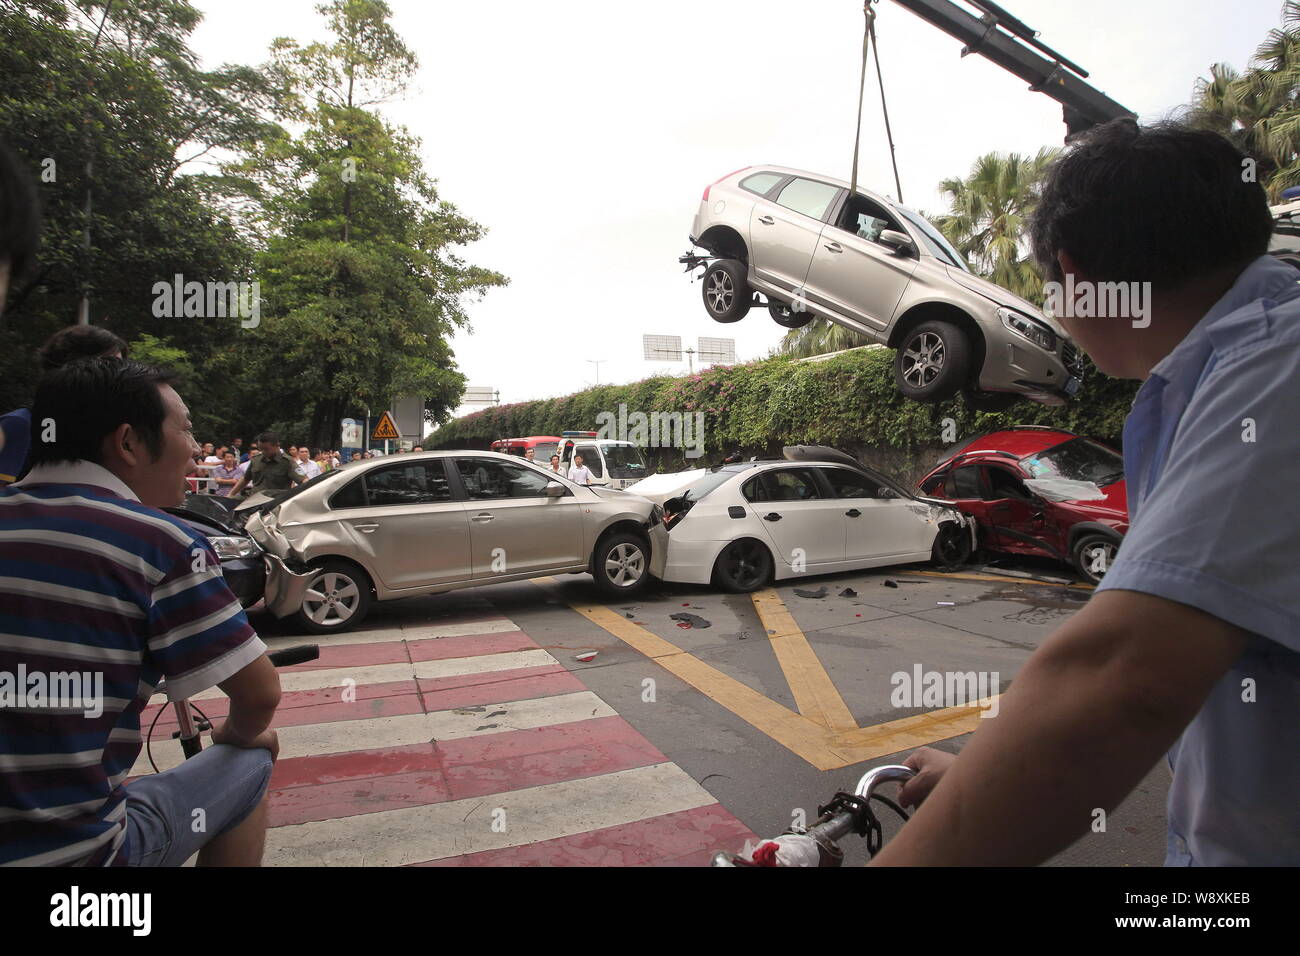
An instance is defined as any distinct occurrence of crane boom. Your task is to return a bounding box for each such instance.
[889,0,1136,139]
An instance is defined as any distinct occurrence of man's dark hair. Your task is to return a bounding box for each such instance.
[1030,119,1274,290]
[256,431,278,445]
[0,140,41,282]
[38,324,129,371]
[29,359,178,467]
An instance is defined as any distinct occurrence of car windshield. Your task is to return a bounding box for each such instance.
[1021,438,1123,486]
[604,443,647,479]
[894,206,970,272]
[531,441,559,460]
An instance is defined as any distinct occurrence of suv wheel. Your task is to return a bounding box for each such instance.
[1072,533,1120,585]
[295,561,373,634]
[769,300,814,329]
[701,259,751,323]
[593,532,650,597]
[894,320,971,402]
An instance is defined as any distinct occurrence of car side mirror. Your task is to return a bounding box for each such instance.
[879,230,916,256]
[545,481,565,497]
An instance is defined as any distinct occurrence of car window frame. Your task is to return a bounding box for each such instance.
[447,456,574,502]
[815,465,887,500]
[739,170,789,199]
[327,458,456,510]
[773,177,844,224]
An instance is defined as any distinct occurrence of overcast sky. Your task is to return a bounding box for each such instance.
[187,0,1281,423]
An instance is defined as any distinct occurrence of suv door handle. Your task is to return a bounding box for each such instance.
[763,512,782,521]
[471,513,494,522]
[824,241,842,253]
[845,509,861,517]
[758,215,775,225]
[353,522,379,533]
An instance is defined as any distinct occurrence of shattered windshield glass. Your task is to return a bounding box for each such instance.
[1021,438,1123,486]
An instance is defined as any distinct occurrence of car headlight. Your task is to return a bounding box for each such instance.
[999,307,1057,352]
[209,535,262,560]
[648,504,664,527]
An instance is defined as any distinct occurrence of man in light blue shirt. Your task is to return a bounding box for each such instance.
[874,120,1298,866]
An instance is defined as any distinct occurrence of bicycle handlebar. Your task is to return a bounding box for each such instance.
[711,764,916,866]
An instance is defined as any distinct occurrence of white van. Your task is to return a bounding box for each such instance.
[557,431,650,490]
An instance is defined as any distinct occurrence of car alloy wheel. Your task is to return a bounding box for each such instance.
[902,331,946,388]
[714,538,773,593]
[931,522,972,569]
[301,567,365,629]
[1074,534,1119,584]
[604,541,646,588]
[707,270,735,315]
[593,532,651,597]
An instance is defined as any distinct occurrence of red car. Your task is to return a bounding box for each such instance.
[915,426,1128,584]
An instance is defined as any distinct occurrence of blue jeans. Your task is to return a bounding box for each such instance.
[125,743,273,866]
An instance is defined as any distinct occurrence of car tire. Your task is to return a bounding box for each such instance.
[960,386,1019,413]
[294,560,373,634]
[1072,533,1121,585]
[701,259,752,323]
[931,522,973,570]
[592,532,651,598]
[894,320,972,402]
[711,538,774,593]
[768,300,814,329]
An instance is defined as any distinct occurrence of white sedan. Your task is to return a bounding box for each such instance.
[633,448,975,593]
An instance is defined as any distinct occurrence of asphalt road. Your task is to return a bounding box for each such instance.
[252,557,1170,866]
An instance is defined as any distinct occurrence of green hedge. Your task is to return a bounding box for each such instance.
[429,348,1137,477]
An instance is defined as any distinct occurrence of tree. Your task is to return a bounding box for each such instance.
[239,0,506,450]
[1189,1,1300,198]
[0,0,285,440]
[932,149,1058,305]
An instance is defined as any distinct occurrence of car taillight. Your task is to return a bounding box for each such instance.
[703,166,751,202]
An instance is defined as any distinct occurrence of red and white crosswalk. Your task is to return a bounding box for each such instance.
[134,598,756,866]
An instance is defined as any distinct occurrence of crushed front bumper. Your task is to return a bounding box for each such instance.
[262,553,314,620]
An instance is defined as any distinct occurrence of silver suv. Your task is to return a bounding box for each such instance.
[243,451,667,634]
[681,165,1083,409]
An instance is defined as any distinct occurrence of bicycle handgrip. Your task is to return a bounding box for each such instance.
[267,644,320,667]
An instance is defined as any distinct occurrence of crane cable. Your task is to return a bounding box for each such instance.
[850,1,904,204]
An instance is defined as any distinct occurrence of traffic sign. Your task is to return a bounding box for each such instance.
[371,411,400,441]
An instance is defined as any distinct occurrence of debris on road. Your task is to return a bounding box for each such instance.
[839,587,858,597]
[670,612,712,628]
[937,601,956,606]
[883,579,899,588]
[794,586,828,599]
[574,651,598,662]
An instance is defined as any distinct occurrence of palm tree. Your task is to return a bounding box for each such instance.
[932,148,1058,304]
[1190,1,1300,197]
[776,316,872,358]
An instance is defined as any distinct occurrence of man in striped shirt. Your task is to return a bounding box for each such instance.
[0,359,282,866]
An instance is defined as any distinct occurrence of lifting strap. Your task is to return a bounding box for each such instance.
[850,1,904,204]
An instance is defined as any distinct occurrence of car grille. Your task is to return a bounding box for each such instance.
[1062,341,1085,378]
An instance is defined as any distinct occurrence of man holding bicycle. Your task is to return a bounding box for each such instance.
[0,359,282,866]
[876,121,1300,866]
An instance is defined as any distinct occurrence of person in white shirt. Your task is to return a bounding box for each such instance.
[567,453,593,485]
[295,446,322,481]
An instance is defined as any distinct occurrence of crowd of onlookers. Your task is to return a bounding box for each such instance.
[187,439,426,495]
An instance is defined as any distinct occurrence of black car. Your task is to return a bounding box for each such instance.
[164,494,266,608]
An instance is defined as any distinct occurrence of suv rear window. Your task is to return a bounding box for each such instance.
[776,178,840,221]
[740,171,784,197]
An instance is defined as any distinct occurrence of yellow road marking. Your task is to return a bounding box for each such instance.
[532,578,997,771]
[750,588,857,733]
